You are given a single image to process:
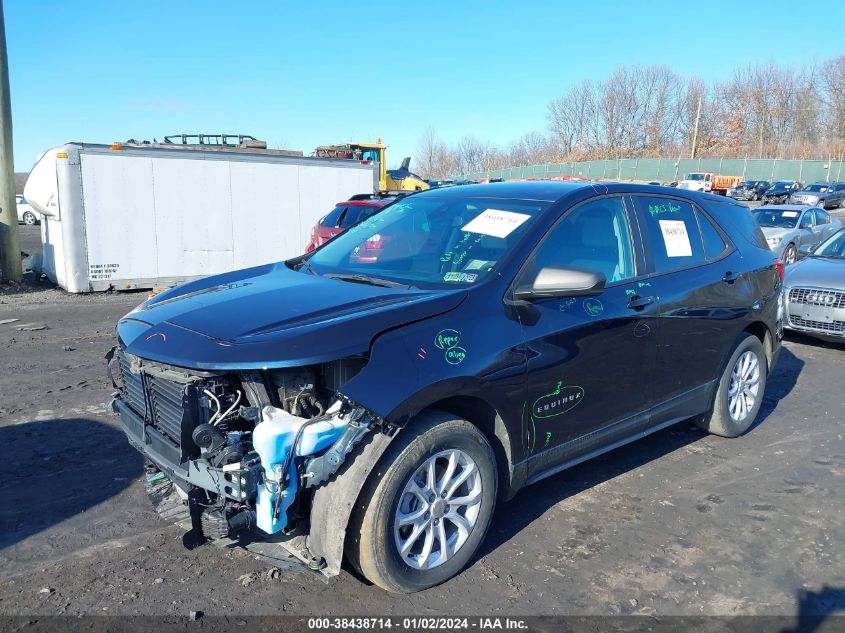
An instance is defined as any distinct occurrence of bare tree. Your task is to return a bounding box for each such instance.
[415,55,844,177]
[415,127,445,179]
[453,136,490,175]
[821,55,845,156]
[547,79,596,159]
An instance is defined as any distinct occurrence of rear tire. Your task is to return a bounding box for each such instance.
[22,211,37,225]
[696,334,767,438]
[346,411,497,593]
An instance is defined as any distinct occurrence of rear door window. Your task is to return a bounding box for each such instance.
[632,196,706,274]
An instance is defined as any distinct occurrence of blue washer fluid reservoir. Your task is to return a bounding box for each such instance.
[252,404,347,534]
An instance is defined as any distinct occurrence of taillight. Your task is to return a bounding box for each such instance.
[774,258,784,281]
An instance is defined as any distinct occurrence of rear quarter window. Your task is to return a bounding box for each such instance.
[696,209,730,260]
[700,199,768,251]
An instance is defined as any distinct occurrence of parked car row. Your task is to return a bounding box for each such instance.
[726,180,845,208]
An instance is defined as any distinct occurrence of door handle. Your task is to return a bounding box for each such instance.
[722,271,739,284]
[626,295,655,310]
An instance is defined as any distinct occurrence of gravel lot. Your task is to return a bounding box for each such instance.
[1,221,844,621]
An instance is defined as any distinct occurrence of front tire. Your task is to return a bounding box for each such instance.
[696,334,767,438]
[346,411,497,593]
[783,243,797,265]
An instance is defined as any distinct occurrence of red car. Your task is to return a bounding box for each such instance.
[305,198,390,253]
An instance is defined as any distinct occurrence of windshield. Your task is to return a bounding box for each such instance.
[803,184,827,192]
[686,173,706,181]
[772,181,793,189]
[814,229,845,258]
[305,195,549,289]
[752,209,800,229]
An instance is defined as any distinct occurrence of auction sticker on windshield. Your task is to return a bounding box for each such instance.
[462,209,531,238]
[659,219,692,257]
[783,211,799,217]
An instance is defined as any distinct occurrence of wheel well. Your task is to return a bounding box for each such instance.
[744,321,773,370]
[421,396,515,500]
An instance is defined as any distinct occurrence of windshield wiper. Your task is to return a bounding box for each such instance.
[295,259,319,276]
[323,273,414,289]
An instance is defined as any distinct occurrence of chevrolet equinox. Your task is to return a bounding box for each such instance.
[110,181,783,592]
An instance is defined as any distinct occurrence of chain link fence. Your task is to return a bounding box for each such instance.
[458,157,845,184]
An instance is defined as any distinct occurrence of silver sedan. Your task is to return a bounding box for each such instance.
[783,228,845,343]
[751,205,842,265]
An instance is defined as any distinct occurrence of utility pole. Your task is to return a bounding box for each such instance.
[0,0,20,282]
[690,94,702,160]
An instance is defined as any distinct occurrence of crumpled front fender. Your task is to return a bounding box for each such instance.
[306,428,395,576]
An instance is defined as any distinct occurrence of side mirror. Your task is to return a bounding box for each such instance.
[513,266,606,302]
[798,242,815,255]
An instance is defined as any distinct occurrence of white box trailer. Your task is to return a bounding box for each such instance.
[23,143,377,293]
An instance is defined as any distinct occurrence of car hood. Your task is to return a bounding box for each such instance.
[785,256,845,290]
[760,227,795,240]
[118,262,467,370]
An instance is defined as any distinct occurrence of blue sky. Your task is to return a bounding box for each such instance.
[7,0,845,172]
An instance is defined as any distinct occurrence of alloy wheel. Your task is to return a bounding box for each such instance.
[393,449,482,570]
[784,245,797,265]
[727,350,760,423]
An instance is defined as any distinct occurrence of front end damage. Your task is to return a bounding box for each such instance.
[108,347,395,574]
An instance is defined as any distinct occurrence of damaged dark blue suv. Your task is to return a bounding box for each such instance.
[111,181,782,592]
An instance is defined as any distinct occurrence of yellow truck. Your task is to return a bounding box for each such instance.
[313,140,428,194]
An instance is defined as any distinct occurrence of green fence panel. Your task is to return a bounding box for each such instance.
[459,157,845,184]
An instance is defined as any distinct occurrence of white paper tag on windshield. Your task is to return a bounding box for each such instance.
[659,219,692,257]
[783,211,799,217]
[461,209,531,239]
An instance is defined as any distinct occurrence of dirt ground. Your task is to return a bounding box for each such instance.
[1,225,844,620]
